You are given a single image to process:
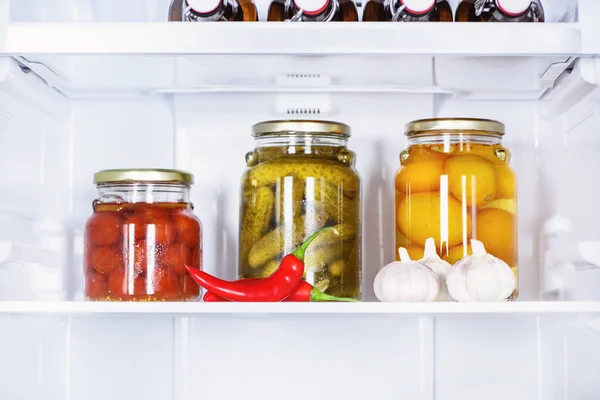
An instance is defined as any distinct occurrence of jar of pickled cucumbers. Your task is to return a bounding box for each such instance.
[395,118,518,299]
[84,169,202,301]
[239,120,361,299]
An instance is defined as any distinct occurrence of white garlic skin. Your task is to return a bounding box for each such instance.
[373,261,440,302]
[447,252,516,302]
[419,238,452,302]
[420,258,452,302]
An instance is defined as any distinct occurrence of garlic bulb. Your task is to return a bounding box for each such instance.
[373,247,440,302]
[419,238,452,302]
[447,239,516,302]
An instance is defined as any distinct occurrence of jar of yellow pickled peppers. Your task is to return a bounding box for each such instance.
[239,120,361,299]
[395,118,518,299]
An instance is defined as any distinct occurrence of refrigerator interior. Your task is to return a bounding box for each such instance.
[2,0,600,399]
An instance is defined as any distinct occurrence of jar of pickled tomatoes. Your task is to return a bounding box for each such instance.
[84,169,202,301]
[395,118,518,299]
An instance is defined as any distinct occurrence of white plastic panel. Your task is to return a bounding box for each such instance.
[0,316,67,400]
[0,311,599,400]
[70,317,175,400]
[189,315,422,400]
[0,58,69,300]
[436,316,538,400]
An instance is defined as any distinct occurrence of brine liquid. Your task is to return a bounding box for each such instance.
[394,143,518,299]
[84,202,202,301]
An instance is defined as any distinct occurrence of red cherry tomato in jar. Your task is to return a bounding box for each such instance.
[86,272,108,299]
[161,243,192,275]
[124,208,176,245]
[181,274,200,296]
[125,240,148,276]
[86,211,122,246]
[150,268,180,297]
[108,269,146,300]
[172,211,201,248]
[91,246,122,275]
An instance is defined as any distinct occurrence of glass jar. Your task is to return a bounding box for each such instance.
[239,120,361,299]
[394,118,518,298]
[84,169,202,301]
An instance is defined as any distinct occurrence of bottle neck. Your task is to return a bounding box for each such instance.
[389,0,435,20]
[407,134,502,146]
[494,0,531,16]
[183,0,229,21]
[478,0,540,21]
[251,135,349,163]
[288,0,337,21]
[96,183,191,205]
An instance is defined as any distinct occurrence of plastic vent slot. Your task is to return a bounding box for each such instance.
[286,107,321,115]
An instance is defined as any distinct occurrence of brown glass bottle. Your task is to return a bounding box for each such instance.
[363,0,452,22]
[455,0,544,22]
[169,0,258,21]
[267,0,358,21]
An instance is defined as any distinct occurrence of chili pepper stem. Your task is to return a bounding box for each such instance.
[291,227,335,262]
[310,288,359,302]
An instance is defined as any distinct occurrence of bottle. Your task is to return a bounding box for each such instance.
[169,0,258,21]
[455,0,544,22]
[267,0,358,21]
[363,0,452,22]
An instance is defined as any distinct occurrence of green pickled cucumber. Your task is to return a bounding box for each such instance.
[311,182,357,223]
[248,212,328,269]
[258,260,281,278]
[329,259,345,277]
[319,223,356,243]
[305,243,343,272]
[274,175,304,219]
[304,227,355,275]
[239,187,275,264]
[248,160,358,198]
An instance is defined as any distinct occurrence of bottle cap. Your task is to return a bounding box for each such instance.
[186,0,223,14]
[496,0,532,16]
[405,118,505,138]
[293,0,331,15]
[252,119,351,138]
[399,0,435,14]
[94,169,194,184]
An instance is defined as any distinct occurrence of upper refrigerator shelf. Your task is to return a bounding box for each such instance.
[2,22,582,55]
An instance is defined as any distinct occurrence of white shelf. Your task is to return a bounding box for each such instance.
[0,22,586,99]
[4,22,582,55]
[1,301,600,316]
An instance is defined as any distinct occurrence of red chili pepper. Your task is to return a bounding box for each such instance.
[202,279,358,302]
[186,228,331,302]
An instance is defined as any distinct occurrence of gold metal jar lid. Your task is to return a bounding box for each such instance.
[94,169,194,184]
[405,118,505,137]
[252,120,351,138]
